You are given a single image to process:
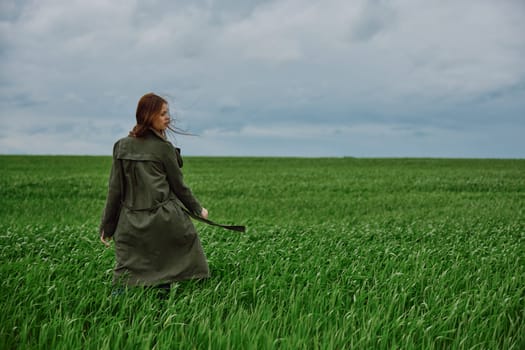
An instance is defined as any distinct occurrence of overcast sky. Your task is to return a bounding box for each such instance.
[1,0,524,157]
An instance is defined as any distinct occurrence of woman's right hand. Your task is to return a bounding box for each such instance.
[201,208,209,219]
[100,230,111,248]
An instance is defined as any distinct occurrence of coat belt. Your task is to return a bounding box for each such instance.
[121,198,173,212]
[121,199,245,233]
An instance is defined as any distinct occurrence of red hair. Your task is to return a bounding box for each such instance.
[129,93,168,138]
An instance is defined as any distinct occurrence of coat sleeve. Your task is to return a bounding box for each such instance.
[99,141,123,237]
[162,143,202,216]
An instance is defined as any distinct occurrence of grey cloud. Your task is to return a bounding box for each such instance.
[474,79,525,104]
[217,96,241,114]
[25,122,91,136]
[0,0,28,21]
[0,0,524,157]
[0,92,48,108]
[350,0,396,42]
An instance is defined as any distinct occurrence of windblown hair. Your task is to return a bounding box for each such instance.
[129,93,167,138]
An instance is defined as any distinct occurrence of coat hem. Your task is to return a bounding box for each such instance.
[113,272,211,287]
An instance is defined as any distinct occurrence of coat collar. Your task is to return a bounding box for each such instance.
[148,127,167,141]
[145,128,184,168]
[146,128,183,167]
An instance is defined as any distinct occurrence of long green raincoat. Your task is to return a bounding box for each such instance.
[100,128,210,286]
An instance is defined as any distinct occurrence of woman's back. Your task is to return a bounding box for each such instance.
[117,132,173,211]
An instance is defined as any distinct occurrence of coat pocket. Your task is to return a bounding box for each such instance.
[161,201,197,245]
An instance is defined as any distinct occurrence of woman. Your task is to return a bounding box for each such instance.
[99,93,210,288]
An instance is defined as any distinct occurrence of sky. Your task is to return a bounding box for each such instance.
[1,0,524,158]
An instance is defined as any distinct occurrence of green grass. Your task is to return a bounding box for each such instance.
[0,155,524,349]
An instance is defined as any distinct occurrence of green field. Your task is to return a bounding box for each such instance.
[1,155,524,349]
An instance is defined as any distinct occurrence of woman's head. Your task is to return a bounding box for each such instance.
[130,93,170,137]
